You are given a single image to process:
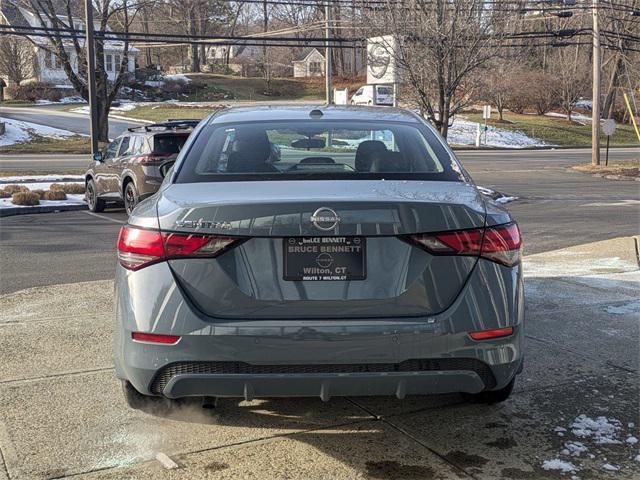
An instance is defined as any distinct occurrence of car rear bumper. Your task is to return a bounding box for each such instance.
[164,372,488,400]
[114,258,525,399]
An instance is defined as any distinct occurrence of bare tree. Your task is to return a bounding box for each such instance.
[548,46,590,122]
[167,0,229,73]
[365,0,512,138]
[21,0,139,142]
[0,37,34,85]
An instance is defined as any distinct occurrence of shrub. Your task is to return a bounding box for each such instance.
[2,184,29,194]
[0,189,10,198]
[50,183,85,194]
[31,189,46,199]
[12,192,40,206]
[42,190,67,200]
[6,82,66,102]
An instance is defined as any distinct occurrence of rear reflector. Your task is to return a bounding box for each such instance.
[132,332,181,344]
[405,222,522,267]
[469,327,514,341]
[117,225,244,271]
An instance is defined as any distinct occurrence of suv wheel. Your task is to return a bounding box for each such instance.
[124,181,138,215]
[464,378,515,404]
[86,178,105,212]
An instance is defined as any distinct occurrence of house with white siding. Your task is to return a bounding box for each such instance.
[292,48,325,78]
[0,0,137,86]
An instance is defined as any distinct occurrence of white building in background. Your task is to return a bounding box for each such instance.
[292,48,325,78]
[0,0,137,86]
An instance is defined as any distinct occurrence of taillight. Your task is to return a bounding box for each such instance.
[117,225,244,271]
[133,153,171,165]
[404,222,522,267]
[469,327,514,340]
[132,332,180,344]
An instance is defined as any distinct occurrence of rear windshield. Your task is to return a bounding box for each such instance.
[175,120,464,183]
[152,134,189,154]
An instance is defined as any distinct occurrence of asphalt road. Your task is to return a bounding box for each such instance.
[1,147,638,171]
[1,149,638,294]
[0,104,141,140]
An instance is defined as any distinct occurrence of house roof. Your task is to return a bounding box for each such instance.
[293,47,324,63]
[1,0,99,28]
[17,0,95,18]
[0,0,31,28]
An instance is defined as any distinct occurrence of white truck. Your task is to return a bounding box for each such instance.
[350,84,394,106]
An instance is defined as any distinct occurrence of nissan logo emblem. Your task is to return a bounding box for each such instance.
[310,207,340,231]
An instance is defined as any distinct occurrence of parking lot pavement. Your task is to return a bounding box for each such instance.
[0,237,638,480]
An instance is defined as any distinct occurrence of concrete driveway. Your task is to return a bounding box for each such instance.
[0,237,638,479]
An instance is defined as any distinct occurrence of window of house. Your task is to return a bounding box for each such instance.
[44,51,61,70]
[114,54,121,71]
[105,54,113,72]
[309,61,322,74]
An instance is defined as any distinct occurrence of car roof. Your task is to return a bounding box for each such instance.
[207,105,423,125]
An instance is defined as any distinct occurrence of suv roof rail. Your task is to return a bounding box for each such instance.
[127,119,200,133]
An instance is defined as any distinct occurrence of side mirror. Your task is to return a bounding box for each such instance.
[159,160,176,178]
[93,152,104,162]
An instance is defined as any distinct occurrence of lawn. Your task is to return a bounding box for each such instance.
[174,74,326,102]
[0,135,90,154]
[464,112,639,147]
[120,104,220,123]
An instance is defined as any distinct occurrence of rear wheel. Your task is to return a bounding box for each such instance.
[86,178,105,212]
[123,180,138,216]
[464,378,515,404]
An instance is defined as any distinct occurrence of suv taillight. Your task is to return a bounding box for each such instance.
[404,222,522,267]
[133,153,171,165]
[117,225,244,271]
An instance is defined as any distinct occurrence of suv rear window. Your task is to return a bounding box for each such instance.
[152,134,189,155]
[175,120,464,183]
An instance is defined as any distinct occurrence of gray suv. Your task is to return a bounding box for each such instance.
[85,120,198,214]
[115,106,524,409]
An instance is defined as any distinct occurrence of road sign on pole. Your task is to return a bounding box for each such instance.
[602,119,616,166]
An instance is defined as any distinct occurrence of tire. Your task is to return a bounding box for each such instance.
[123,180,138,216]
[464,378,515,404]
[86,178,105,213]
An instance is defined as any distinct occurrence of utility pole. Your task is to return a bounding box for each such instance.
[84,0,99,155]
[325,4,333,104]
[591,0,601,166]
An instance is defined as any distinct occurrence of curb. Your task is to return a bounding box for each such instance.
[566,167,640,182]
[0,204,87,217]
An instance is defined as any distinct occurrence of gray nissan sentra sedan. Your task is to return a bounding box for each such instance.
[115,105,524,409]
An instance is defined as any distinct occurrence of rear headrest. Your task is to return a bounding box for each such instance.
[371,152,410,173]
[355,140,388,172]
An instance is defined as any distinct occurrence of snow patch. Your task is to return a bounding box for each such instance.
[165,74,191,83]
[561,441,588,457]
[605,300,640,315]
[601,463,619,472]
[0,117,77,146]
[542,459,578,473]
[570,415,623,445]
[35,96,86,105]
[476,186,519,204]
[0,174,84,183]
[448,117,550,148]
